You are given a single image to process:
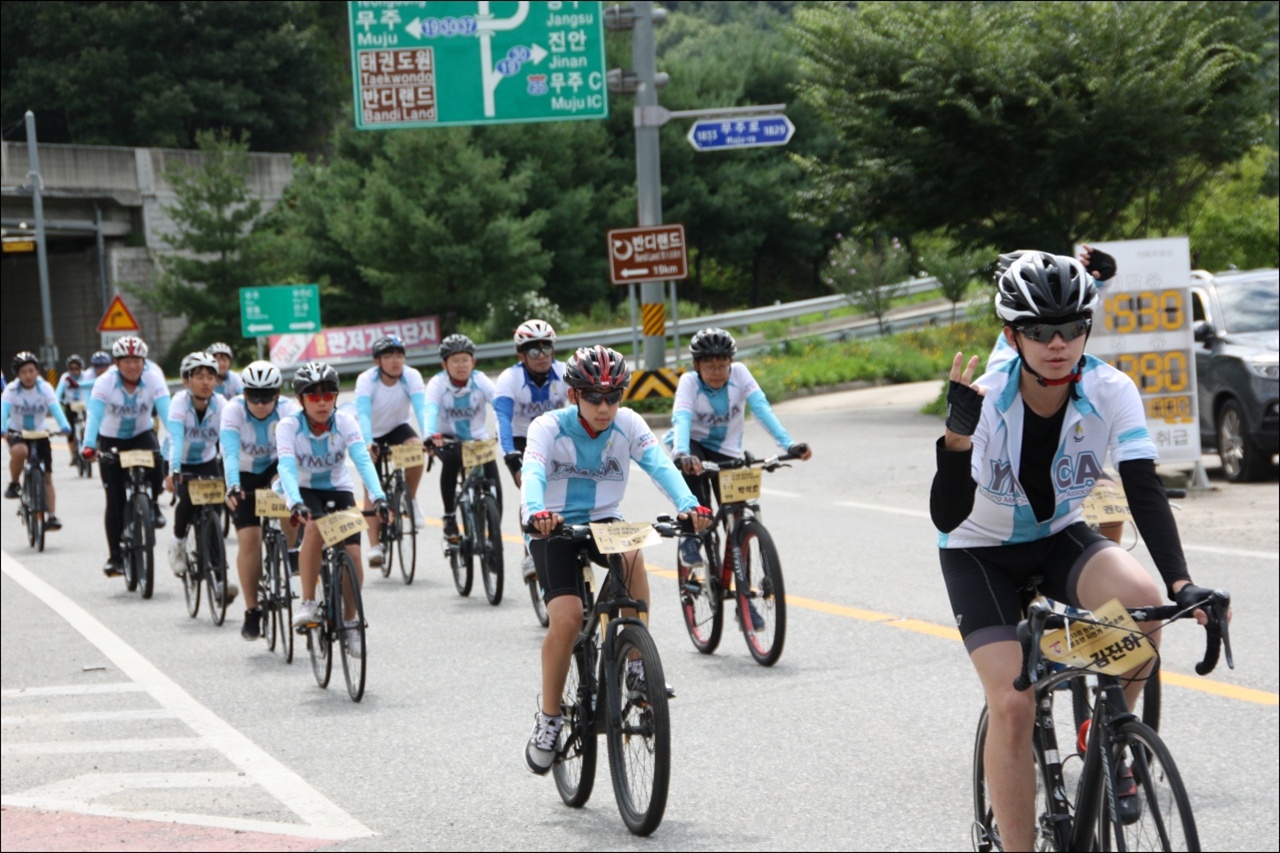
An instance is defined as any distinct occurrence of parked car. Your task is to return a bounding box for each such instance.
[1190,268,1279,481]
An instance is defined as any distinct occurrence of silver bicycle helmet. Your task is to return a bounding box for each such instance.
[241,360,282,390]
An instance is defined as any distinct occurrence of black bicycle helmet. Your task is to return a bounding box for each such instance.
[439,334,475,360]
[372,334,406,358]
[11,351,39,373]
[564,345,631,392]
[995,252,1097,325]
[689,327,737,360]
[292,361,339,395]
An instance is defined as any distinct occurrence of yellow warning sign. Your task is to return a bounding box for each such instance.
[625,367,683,401]
[96,294,141,333]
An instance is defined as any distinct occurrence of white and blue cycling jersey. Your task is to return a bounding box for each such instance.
[424,370,497,440]
[214,370,244,401]
[166,390,225,470]
[219,395,302,489]
[667,363,792,457]
[494,360,568,454]
[354,365,427,443]
[82,367,171,448]
[522,406,697,525]
[54,369,96,406]
[939,354,1158,549]
[276,408,384,505]
[2,378,71,433]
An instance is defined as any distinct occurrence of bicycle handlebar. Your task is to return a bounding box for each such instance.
[522,515,682,541]
[693,449,801,475]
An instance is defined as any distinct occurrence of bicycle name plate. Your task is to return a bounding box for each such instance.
[254,489,292,518]
[590,522,662,554]
[314,510,365,549]
[1040,597,1156,676]
[188,478,225,506]
[1082,483,1133,524]
[69,401,86,413]
[719,467,763,503]
[20,430,50,440]
[391,443,425,469]
[119,450,155,468]
[462,439,498,468]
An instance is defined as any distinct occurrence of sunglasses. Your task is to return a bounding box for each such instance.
[302,391,338,403]
[245,391,278,405]
[1016,317,1091,343]
[579,389,624,406]
[521,344,554,357]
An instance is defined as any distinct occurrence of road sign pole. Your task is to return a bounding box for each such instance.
[633,1,666,371]
[25,111,57,368]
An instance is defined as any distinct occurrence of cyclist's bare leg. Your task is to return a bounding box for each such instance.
[619,548,650,623]
[299,526,322,600]
[363,488,381,548]
[403,443,424,499]
[542,595,582,716]
[971,640,1037,853]
[236,526,263,609]
[1074,546,1163,709]
[342,543,364,620]
[8,442,27,485]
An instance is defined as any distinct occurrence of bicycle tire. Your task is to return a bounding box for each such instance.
[122,502,139,593]
[737,519,786,666]
[553,643,598,808]
[274,534,294,664]
[528,575,549,628]
[606,626,671,837]
[132,491,155,600]
[397,487,416,585]
[336,550,367,702]
[262,534,280,652]
[1097,720,1199,852]
[450,498,474,597]
[972,704,1065,853]
[308,563,332,688]
[201,510,228,626]
[22,467,36,547]
[461,496,477,582]
[380,484,397,578]
[679,527,724,654]
[479,494,503,605]
[183,541,202,618]
[30,470,46,552]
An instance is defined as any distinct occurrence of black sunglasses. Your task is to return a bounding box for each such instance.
[245,391,278,405]
[1016,317,1091,343]
[579,388,623,406]
[521,344,554,357]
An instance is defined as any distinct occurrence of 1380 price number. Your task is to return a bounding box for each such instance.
[1108,351,1189,394]
[1103,290,1186,334]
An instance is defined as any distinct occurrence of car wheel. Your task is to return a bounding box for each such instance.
[1217,398,1271,482]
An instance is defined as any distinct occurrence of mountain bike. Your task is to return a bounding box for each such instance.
[535,517,680,837]
[374,441,419,585]
[100,448,158,599]
[434,438,504,605]
[972,589,1232,852]
[679,449,799,666]
[179,475,232,626]
[12,430,49,552]
[254,489,295,664]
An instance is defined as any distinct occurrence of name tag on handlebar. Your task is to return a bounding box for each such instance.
[390,443,425,469]
[254,489,292,518]
[314,510,365,549]
[188,478,225,506]
[718,467,762,503]
[1082,483,1132,524]
[20,430,50,440]
[69,402,86,413]
[119,450,155,468]
[1040,598,1156,676]
[589,522,662,554]
[462,439,498,468]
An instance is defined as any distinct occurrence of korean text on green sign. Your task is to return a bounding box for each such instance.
[240,285,321,338]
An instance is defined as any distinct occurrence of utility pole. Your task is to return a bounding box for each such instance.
[24,111,57,369]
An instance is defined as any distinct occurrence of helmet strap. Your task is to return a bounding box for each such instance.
[575,407,602,439]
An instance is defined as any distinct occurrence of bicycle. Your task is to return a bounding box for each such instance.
[972,589,1233,852]
[678,449,798,666]
[532,517,680,837]
[527,553,550,628]
[99,448,158,600]
[12,430,49,552]
[433,438,504,605]
[252,488,295,664]
[295,502,378,703]
[178,474,233,627]
[70,403,93,478]
[373,441,419,585]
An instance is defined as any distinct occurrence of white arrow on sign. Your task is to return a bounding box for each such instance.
[289,322,317,331]
[621,267,651,278]
[247,324,274,334]
[530,43,548,65]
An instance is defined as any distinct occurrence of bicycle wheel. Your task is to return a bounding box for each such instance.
[450,498,474,597]
[972,703,1069,853]
[30,471,46,552]
[380,486,397,579]
[1098,720,1199,852]
[554,643,598,808]
[397,487,416,585]
[273,534,294,664]
[336,550,367,702]
[262,536,280,652]
[132,492,155,599]
[479,495,504,605]
[605,626,671,836]
[528,574,549,628]
[736,519,786,666]
[201,510,229,625]
[121,508,139,593]
[21,469,36,548]
[678,528,724,654]
[308,563,332,689]
[183,541,202,618]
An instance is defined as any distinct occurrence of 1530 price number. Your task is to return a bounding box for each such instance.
[1103,290,1186,334]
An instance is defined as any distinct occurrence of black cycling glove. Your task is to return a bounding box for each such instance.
[504,451,523,477]
[1174,582,1216,611]
[1085,248,1117,282]
[945,381,984,437]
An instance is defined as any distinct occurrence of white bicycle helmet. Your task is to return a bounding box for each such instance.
[206,342,234,358]
[513,319,557,351]
[112,336,148,359]
[241,360,282,390]
[180,351,218,379]
[995,252,1097,325]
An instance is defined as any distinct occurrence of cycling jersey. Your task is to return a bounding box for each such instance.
[276,408,384,506]
[424,371,497,439]
[214,371,244,401]
[166,390,226,470]
[83,367,172,447]
[668,363,792,457]
[938,355,1157,549]
[2,378,71,433]
[219,395,302,489]
[523,406,697,524]
[354,365,427,443]
[54,371,93,406]
[494,360,568,454]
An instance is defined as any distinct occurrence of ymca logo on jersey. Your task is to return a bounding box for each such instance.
[549,457,625,482]
[1054,451,1103,494]
[444,403,480,421]
[694,405,742,427]
[297,449,345,471]
[518,399,560,420]
[8,399,48,416]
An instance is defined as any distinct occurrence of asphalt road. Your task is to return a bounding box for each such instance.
[2,382,1276,851]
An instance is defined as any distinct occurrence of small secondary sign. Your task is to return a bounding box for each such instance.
[687,115,795,152]
[607,224,688,285]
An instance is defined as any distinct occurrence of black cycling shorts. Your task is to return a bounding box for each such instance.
[529,517,618,604]
[230,465,280,531]
[8,434,53,473]
[299,487,360,547]
[376,423,421,451]
[940,521,1116,653]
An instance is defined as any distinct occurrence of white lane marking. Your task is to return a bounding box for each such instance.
[835,499,931,519]
[2,708,180,725]
[0,550,374,840]
[3,683,146,698]
[762,486,800,498]
[16,771,254,801]
[3,738,207,755]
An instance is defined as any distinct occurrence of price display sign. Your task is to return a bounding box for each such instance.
[1081,238,1201,464]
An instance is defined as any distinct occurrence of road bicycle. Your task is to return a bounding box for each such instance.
[433,438,504,605]
[526,550,550,628]
[373,440,419,585]
[536,517,680,837]
[178,474,233,626]
[70,403,93,478]
[99,448,159,599]
[253,488,295,664]
[12,430,50,551]
[972,589,1232,852]
[679,449,799,666]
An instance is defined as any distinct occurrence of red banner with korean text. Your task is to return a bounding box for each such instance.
[268,316,441,368]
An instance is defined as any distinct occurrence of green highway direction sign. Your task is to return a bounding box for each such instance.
[349,1,608,129]
[240,285,321,338]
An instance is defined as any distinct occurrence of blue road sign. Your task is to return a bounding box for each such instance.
[686,115,795,152]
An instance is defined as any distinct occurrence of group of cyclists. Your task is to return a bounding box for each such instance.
[2,243,1228,847]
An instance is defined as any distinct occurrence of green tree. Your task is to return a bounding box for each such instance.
[824,234,913,335]
[1188,145,1280,270]
[917,232,995,323]
[791,1,1278,252]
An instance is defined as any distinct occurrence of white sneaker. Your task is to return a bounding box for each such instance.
[168,537,187,577]
[522,553,537,583]
[525,711,563,775]
[292,599,319,629]
[412,499,426,527]
[344,620,364,658]
[367,543,384,567]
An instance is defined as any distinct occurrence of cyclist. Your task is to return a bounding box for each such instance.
[494,319,568,585]
[3,351,72,530]
[221,361,302,641]
[281,362,388,657]
[423,334,500,542]
[354,334,428,568]
[81,336,172,577]
[932,250,1222,852]
[54,354,90,464]
[207,342,243,400]
[522,345,713,774]
[667,328,811,577]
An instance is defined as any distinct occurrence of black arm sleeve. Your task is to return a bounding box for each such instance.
[1118,458,1191,599]
[930,436,978,532]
